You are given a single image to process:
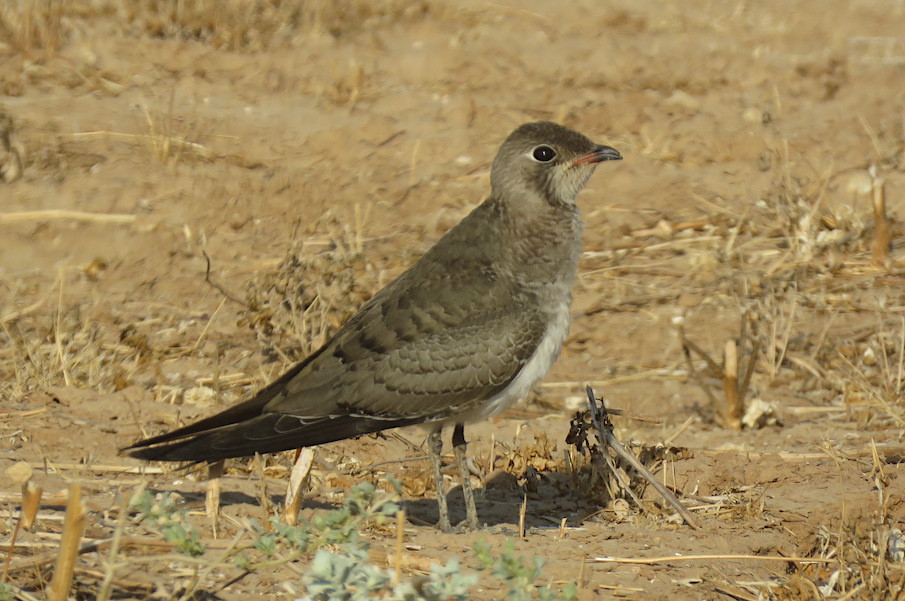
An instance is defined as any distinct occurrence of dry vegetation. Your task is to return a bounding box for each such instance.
[2,0,905,599]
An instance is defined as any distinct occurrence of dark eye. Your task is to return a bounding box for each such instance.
[532,145,556,162]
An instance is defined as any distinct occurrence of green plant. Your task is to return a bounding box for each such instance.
[416,558,478,600]
[473,540,577,601]
[298,544,392,601]
[298,536,576,601]
[245,481,399,561]
[130,489,206,557]
[315,481,400,543]
[235,481,402,572]
[299,544,476,601]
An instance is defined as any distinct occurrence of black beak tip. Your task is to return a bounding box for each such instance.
[573,145,622,166]
[595,145,622,162]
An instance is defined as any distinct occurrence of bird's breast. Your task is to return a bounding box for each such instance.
[460,279,573,423]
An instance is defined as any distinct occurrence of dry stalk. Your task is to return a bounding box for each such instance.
[557,517,567,540]
[16,461,165,474]
[2,474,42,582]
[203,250,248,307]
[0,0,67,55]
[205,460,225,538]
[518,494,528,538]
[592,553,832,565]
[54,268,72,387]
[95,494,129,601]
[0,210,137,224]
[255,454,272,529]
[869,167,891,269]
[678,312,760,429]
[141,92,210,166]
[722,340,741,429]
[283,448,315,526]
[664,416,695,446]
[48,483,87,601]
[567,386,699,529]
[368,546,438,573]
[7,535,228,575]
[0,296,47,325]
[75,568,151,597]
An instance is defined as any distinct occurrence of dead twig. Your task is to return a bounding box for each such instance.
[577,385,700,529]
[11,461,165,474]
[95,493,129,601]
[678,312,760,430]
[869,166,891,269]
[2,470,42,581]
[679,323,721,414]
[0,297,47,325]
[203,250,249,307]
[0,210,137,224]
[591,553,832,565]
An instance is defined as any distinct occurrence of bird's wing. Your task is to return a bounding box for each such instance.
[123,266,548,462]
[265,266,548,421]
[122,199,556,461]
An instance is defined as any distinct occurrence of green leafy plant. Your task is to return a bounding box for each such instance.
[130,489,206,557]
[236,481,401,571]
[298,544,476,601]
[308,481,400,547]
[298,544,392,601]
[416,558,478,600]
[473,540,577,601]
[127,482,574,601]
[295,517,575,601]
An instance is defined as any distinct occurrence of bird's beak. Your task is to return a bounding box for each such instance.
[572,145,622,166]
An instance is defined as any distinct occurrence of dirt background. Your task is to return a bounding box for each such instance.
[2,0,905,599]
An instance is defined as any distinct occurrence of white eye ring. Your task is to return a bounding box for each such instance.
[529,145,556,162]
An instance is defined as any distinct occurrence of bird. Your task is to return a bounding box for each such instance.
[122,121,622,532]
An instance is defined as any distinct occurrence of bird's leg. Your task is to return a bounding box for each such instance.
[427,429,452,532]
[452,423,479,531]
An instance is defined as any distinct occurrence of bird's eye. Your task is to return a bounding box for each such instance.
[531,145,556,162]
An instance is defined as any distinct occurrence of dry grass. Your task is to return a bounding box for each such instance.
[0,0,431,56]
[775,448,903,601]
[2,0,904,599]
[241,219,380,362]
[0,0,67,56]
[117,0,431,49]
[1,274,113,402]
[140,95,212,167]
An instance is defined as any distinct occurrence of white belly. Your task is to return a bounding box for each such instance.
[460,293,572,423]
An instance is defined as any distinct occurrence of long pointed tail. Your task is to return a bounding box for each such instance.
[122,410,425,462]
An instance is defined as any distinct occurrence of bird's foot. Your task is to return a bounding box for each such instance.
[447,518,481,533]
[436,518,453,533]
[436,517,481,533]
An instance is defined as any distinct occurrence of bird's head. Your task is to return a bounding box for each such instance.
[490,121,622,207]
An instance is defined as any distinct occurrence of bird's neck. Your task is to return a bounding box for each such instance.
[423,197,583,288]
[496,197,584,284]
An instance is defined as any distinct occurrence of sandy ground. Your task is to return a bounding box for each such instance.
[2,1,905,599]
